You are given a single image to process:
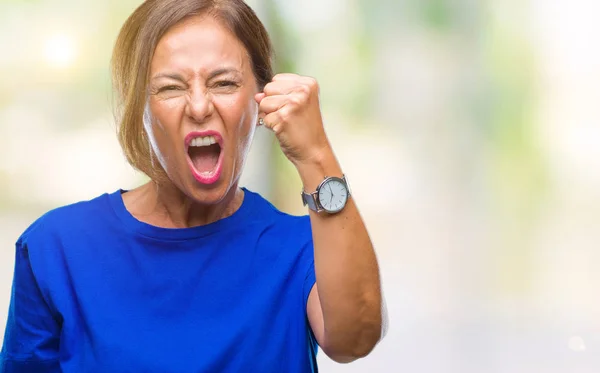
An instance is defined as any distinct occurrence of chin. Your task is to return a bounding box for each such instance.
[181,162,240,206]
[187,183,233,205]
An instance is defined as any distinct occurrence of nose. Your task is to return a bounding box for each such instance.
[185,87,214,123]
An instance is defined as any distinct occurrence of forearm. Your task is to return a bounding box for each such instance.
[297,148,383,357]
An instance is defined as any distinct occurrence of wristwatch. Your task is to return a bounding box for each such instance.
[301,175,351,214]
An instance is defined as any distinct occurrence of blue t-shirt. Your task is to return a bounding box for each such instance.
[0,188,319,372]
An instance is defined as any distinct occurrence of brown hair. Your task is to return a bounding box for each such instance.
[111,0,273,181]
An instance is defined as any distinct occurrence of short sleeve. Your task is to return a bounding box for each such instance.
[0,241,61,372]
[302,258,316,308]
[300,237,319,356]
[298,216,316,309]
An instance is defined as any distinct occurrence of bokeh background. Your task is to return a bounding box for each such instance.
[1,0,600,372]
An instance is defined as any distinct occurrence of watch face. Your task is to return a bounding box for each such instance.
[318,177,348,213]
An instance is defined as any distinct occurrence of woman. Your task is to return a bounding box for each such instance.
[0,0,384,372]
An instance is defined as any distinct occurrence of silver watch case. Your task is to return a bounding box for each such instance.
[301,175,350,214]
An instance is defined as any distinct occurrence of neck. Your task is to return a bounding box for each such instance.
[124,180,244,229]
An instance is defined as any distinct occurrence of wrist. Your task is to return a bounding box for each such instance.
[295,147,343,192]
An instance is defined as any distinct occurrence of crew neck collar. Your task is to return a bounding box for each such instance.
[107,187,255,240]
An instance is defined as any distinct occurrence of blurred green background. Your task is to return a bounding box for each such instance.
[1,0,600,371]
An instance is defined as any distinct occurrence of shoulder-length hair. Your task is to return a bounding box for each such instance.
[111,0,273,181]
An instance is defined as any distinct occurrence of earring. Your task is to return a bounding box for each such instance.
[259,118,265,126]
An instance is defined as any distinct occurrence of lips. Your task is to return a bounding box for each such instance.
[185,131,224,185]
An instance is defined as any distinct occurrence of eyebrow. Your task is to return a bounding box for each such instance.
[151,68,241,82]
[207,68,241,80]
[151,72,186,82]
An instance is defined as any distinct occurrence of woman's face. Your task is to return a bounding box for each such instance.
[146,15,259,204]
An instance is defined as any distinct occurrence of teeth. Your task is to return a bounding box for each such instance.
[190,136,218,147]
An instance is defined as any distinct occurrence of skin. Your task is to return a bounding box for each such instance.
[125,15,256,227]
[123,15,383,363]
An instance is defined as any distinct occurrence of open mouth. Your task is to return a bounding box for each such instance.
[186,133,223,185]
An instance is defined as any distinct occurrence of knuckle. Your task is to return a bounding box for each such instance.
[298,83,313,95]
[278,107,291,122]
[298,84,311,96]
[298,85,314,100]
[290,94,304,106]
[307,77,318,89]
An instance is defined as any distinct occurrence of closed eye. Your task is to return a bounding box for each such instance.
[214,81,239,88]
[158,85,183,92]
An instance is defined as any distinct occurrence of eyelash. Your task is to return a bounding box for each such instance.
[156,81,238,93]
[158,85,181,92]
[214,81,238,88]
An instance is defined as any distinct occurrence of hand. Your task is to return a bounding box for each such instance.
[255,73,331,167]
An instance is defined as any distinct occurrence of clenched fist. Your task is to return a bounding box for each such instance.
[255,73,331,168]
